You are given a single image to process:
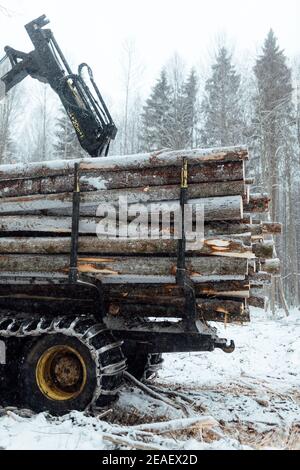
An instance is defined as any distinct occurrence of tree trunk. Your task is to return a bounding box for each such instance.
[0,236,254,258]
[0,164,246,198]
[0,146,249,181]
[0,254,248,280]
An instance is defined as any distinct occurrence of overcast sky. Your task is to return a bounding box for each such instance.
[0,0,299,105]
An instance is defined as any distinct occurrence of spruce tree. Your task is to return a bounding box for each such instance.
[201,47,243,147]
[253,30,298,308]
[141,68,199,151]
[253,29,295,220]
[182,68,198,148]
[54,107,86,159]
[165,68,199,150]
[140,70,172,151]
[253,30,294,190]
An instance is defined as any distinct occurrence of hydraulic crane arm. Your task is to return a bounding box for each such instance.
[0,14,117,157]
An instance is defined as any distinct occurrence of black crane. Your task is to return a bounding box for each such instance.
[0,14,117,157]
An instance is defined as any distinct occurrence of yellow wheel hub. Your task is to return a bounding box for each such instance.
[36,345,87,401]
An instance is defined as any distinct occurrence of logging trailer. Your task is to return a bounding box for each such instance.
[0,16,277,415]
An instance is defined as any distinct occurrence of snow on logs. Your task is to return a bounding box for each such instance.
[0,146,281,324]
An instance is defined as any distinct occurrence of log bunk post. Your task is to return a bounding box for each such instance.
[176,158,198,332]
[69,163,80,284]
[69,162,106,322]
[174,158,235,353]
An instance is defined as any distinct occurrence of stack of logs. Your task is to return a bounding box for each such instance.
[0,146,281,324]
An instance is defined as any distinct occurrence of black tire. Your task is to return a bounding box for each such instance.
[19,328,126,415]
[19,334,97,415]
[126,352,164,381]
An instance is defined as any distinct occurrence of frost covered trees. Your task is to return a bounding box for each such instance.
[166,62,199,150]
[53,107,86,159]
[253,30,295,201]
[141,70,172,151]
[140,67,198,151]
[0,82,20,164]
[200,47,243,147]
[110,39,144,156]
[253,30,299,308]
[0,92,15,163]
[182,69,198,148]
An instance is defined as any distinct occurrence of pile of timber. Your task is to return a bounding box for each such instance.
[0,146,281,324]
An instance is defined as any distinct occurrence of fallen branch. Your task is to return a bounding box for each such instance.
[132,416,218,434]
[124,371,186,415]
[102,433,163,450]
[147,384,196,405]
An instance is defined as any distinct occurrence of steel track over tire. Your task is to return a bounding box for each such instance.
[126,352,164,381]
[20,334,97,415]
[0,314,126,415]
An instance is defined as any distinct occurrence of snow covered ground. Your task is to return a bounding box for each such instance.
[0,308,299,450]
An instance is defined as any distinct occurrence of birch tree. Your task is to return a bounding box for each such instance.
[116,39,144,155]
[0,88,19,164]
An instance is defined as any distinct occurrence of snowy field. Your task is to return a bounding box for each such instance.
[0,308,299,450]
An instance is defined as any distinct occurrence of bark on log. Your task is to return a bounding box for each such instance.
[245,178,254,185]
[0,280,251,300]
[248,296,267,309]
[205,222,254,236]
[0,254,248,279]
[107,280,251,300]
[250,286,265,296]
[240,215,252,224]
[198,298,245,316]
[198,309,250,323]
[108,302,181,317]
[3,218,252,245]
[109,297,244,314]
[0,236,254,258]
[253,242,274,259]
[0,273,248,284]
[108,299,249,323]
[205,222,282,237]
[259,258,280,275]
[261,222,282,235]
[244,194,270,213]
[0,193,243,222]
[0,164,245,198]
[0,146,248,181]
[197,305,250,323]
[248,272,272,285]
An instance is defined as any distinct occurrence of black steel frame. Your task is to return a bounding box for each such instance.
[176,158,198,332]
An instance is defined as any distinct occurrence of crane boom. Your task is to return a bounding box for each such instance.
[0,14,117,157]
